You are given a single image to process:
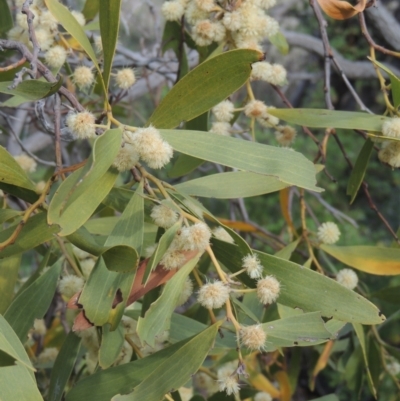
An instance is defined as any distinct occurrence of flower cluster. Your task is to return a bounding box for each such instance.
[336,268,358,290]
[8,0,84,65]
[113,126,173,171]
[317,222,341,245]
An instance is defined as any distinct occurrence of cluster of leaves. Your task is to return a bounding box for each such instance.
[0,0,400,401]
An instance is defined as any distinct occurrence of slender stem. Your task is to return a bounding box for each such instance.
[55,237,82,277]
[0,179,53,251]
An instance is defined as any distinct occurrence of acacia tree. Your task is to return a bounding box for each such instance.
[0,0,399,400]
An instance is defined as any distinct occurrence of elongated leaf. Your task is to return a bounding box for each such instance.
[0,364,43,401]
[162,21,189,80]
[99,0,121,91]
[371,285,400,304]
[321,245,400,275]
[269,31,289,55]
[262,312,333,351]
[0,0,13,33]
[369,58,400,108]
[4,259,62,342]
[114,322,220,401]
[0,146,36,191]
[105,181,144,251]
[169,154,205,178]
[99,323,124,369]
[0,315,34,371]
[143,219,181,284]
[137,254,200,347]
[161,130,321,192]
[66,326,218,401]
[212,240,385,324]
[267,109,388,131]
[102,245,139,273]
[78,256,135,329]
[275,239,300,260]
[175,171,288,198]
[346,139,373,204]
[0,255,21,313]
[147,49,262,128]
[0,209,22,224]
[0,78,62,102]
[44,0,101,76]
[0,182,38,203]
[165,313,236,351]
[353,323,376,398]
[82,0,100,21]
[0,212,59,259]
[168,112,208,178]
[67,226,106,257]
[48,332,81,401]
[48,168,118,236]
[49,129,122,220]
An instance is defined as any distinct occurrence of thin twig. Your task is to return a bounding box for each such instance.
[0,56,26,72]
[54,94,63,171]
[359,12,400,58]
[309,0,372,113]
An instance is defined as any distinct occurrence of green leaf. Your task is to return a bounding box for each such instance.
[169,154,205,178]
[212,240,385,325]
[166,313,236,352]
[48,129,122,236]
[261,312,333,351]
[369,58,400,108]
[0,212,59,259]
[161,130,321,192]
[0,364,43,401]
[44,0,102,80]
[99,0,122,91]
[274,239,300,260]
[102,245,139,273]
[0,146,36,191]
[175,171,289,198]
[0,209,22,224]
[168,112,208,178]
[67,226,106,257]
[66,325,219,401]
[0,182,38,203]
[0,314,35,371]
[0,78,63,103]
[0,0,13,33]
[371,285,400,304]
[113,322,220,401]
[346,139,373,204]
[147,49,262,128]
[48,169,118,236]
[99,323,124,369]
[267,109,388,131]
[353,323,376,398]
[143,219,181,284]
[269,31,289,55]
[82,0,99,21]
[0,255,21,314]
[321,245,400,275]
[4,259,62,342]
[137,254,201,347]
[48,332,82,401]
[105,181,144,251]
[78,257,135,329]
[162,21,189,80]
